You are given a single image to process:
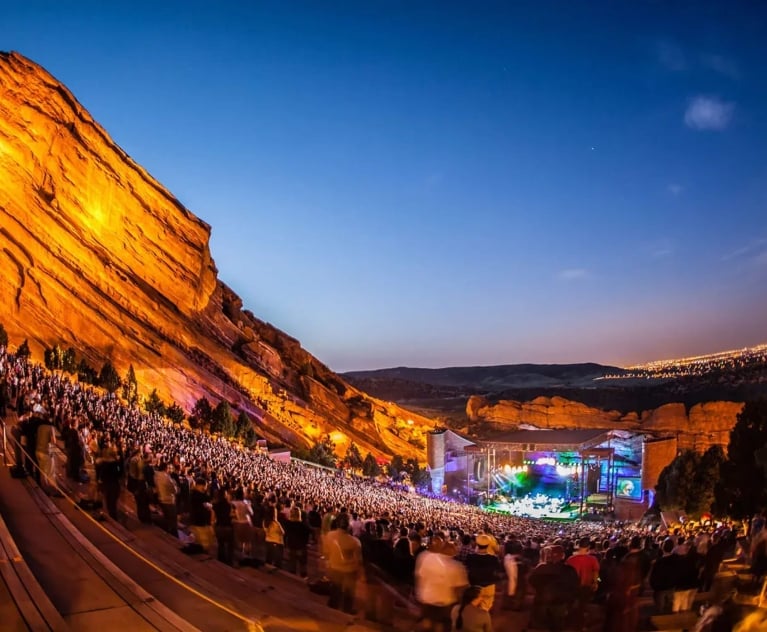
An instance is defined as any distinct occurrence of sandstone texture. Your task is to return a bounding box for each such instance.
[467,395,743,451]
[0,52,433,458]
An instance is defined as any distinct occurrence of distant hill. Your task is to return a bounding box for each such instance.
[344,351,767,427]
[345,363,623,391]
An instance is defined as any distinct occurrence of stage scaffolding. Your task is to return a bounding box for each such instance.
[463,429,617,516]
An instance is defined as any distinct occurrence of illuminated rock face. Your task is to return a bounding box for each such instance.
[467,395,743,451]
[0,51,433,457]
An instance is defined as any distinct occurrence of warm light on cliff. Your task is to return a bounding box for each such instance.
[329,431,347,445]
[83,198,109,235]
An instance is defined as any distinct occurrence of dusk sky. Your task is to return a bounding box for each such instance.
[3,2,766,372]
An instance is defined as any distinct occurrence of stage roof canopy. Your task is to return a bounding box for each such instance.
[472,428,614,452]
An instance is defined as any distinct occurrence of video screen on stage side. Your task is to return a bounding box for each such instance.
[615,477,642,500]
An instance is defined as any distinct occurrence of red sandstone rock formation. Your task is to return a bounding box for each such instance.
[467,395,743,451]
[0,51,434,458]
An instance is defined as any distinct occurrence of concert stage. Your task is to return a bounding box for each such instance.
[485,493,580,520]
[428,428,644,519]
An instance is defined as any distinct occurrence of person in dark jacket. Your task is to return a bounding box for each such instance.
[649,539,678,614]
[673,546,700,612]
[284,505,311,577]
[701,533,727,592]
[392,527,416,583]
[528,545,580,632]
[96,440,122,520]
[212,488,234,565]
[189,478,214,553]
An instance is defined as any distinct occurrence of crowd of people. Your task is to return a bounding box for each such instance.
[1,346,765,631]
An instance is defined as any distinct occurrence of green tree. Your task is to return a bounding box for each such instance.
[235,411,252,439]
[388,454,405,480]
[122,364,138,406]
[44,346,55,370]
[191,396,213,431]
[304,435,337,468]
[165,402,186,424]
[144,388,166,416]
[656,450,701,514]
[98,361,121,393]
[343,442,364,471]
[77,359,97,384]
[212,401,235,438]
[410,464,431,488]
[235,410,258,448]
[0,323,8,348]
[691,445,726,516]
[16,339,30,358]
[62,347,78,373]
[362,452,381,477]
[715,399,767,519]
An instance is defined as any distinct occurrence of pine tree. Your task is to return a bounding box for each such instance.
[62,347,78,373]
[235,411,252,439]
[362,452,381,477]
[344,442,363,471]
[44,346,55,370]
[692,445,726,516]
[122,364,138,406]
[191,397,213,431]
[98,361,121,393]
[212,401,235,438]
[16,339,30,358]
[306,435,337,468]
[656,450,700,514]
[144,388,166,416]
[165,402,186,424]
[715,399,767,519]
[44,344,65,370]
[77,359,97,384]
[388,454,405,480]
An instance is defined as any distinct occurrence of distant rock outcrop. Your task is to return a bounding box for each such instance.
[467,395,743,451]
[0,51,434,458]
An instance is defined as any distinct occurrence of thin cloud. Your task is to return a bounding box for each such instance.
[667,183,684,196]
[700,53,740,80]
[650,239,674,259]
[722,239,767,262]
[558,268,588,281]
[684,96,734,131]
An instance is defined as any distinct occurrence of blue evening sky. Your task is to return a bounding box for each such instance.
[2,2,766,371]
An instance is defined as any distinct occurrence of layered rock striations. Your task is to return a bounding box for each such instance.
[467,395,743,451]
[0,51,433,457]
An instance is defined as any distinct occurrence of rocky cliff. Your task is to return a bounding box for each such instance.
[467,395,743,451]
[0,51,434,458]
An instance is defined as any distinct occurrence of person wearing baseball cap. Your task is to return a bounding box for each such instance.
[463,534,503,611]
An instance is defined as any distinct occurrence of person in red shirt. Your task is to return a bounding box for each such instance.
[566,536,601,628]
[567,537,600,592]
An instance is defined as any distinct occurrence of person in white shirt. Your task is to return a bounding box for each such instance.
[230,488,253,559]
[350,512,364,538]
[415,535,468,632]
